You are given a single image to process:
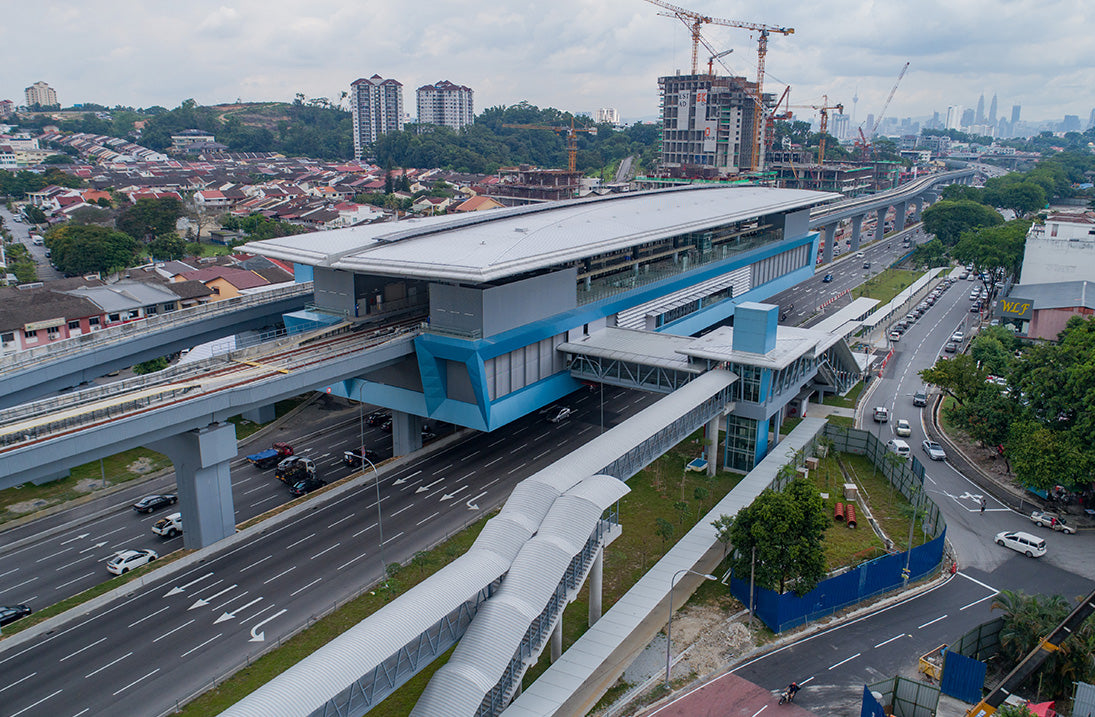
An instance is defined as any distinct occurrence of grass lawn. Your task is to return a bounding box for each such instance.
[836,453,923,551]
[852,269,919,304]
[809,453,889,569]
[822,381,864,408]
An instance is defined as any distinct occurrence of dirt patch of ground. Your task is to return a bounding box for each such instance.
[128,457,157,475]
[673,605,757,678]
[5,499,51,516]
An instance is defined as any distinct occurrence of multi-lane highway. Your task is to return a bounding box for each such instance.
[0,385,657,717]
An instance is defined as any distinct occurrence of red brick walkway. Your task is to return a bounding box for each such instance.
[640,673,819,717]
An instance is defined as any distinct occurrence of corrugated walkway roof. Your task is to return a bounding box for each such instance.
[502,418,828,717]
[412,474,629,715]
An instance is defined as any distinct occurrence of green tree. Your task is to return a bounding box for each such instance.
[22,205,47,225]
[945,384,1022,449]
[711,514,734,556]
[133,357,170,375]
[952,220,1029,284]
[655,517,675,546]
[1007,420,1091,491]
[726,476,826,595]
[920,353,987,406]
[148,232,186,260]
[46,224,138,274]
[43,154,74,164]
[909,237,949,268]
[116,197,182,240]
[921,200,1004,246]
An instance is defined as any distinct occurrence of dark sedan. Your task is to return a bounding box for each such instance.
[822,273,833,283]
[343,447,379,468]
[0,604,32,627]
[943,341,958,353]
[132,494,178,513]
[289,476,327,497]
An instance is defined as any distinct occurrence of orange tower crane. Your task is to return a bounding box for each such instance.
[502,117,597,173]
[815,96,844,166]
[644,0,793,172]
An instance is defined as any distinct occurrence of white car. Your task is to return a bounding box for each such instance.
[895,419,912,437]
[106,548,158,575]
[547,406,574,424]
[994,530,1046,558]
[950,331,965,343]
[922,440,946,461]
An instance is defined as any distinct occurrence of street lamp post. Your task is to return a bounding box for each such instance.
[357,384,386,583]
[665,568,717,689]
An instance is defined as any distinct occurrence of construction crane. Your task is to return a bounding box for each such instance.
[644,0,793,172]
[856,62,910,159]
[815,96,844,166]
[967,584,1095,716]
[706,47,733,76]
[501,117,597,173]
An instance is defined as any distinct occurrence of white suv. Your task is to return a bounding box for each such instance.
[994,531,1046,558]
[107,548,159,575]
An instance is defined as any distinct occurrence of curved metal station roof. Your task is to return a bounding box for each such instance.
[243,186,838,284]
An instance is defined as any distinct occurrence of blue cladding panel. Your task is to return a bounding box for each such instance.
[860,685,887,717]
[733,303,778,354]
[940,650,986,704]
[293,263,314,282]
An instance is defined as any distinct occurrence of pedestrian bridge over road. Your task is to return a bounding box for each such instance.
[223,370,737,717]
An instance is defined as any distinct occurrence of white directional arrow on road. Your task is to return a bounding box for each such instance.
[440,485,468,502]
[393,470,420,486]
[415,477,444,494]
[189,584,238,610]
[249,609,288,642]
[164,572,214,597]
[214,597,263,624]
[466,491,487,511]
[59,533,90,546]
[78,541,108,554]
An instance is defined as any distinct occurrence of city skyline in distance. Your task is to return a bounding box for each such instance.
[5,0,1093,127]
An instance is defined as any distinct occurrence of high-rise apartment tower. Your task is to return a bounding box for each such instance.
[350,75,405,159]
[24,81,58,108]
[416,80,474,131]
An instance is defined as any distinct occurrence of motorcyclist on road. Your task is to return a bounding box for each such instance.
[786,681,801,702]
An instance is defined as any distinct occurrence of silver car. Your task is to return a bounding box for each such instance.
[922,440,946,461]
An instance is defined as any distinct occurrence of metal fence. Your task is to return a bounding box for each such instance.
[728,425,948,633]
[865,676,940,717]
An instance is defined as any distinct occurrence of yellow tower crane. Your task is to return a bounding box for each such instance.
[502,117,597,173]
[644,0,793,172]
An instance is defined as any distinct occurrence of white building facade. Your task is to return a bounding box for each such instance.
[350,75,405,159]
[24,81,58,108]
[415,80,474,131]
[1019,212,1095,285]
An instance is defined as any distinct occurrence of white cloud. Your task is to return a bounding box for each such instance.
[3,0,1092,124]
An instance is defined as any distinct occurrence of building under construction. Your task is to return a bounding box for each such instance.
[657,72,774,179]
[485,166,582,205]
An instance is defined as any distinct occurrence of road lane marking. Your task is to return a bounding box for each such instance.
[163,571,215,596]
[507,462,528,475]
[382,531,404,546]
[96,526,125,539]
[180,633,222,658]
[874,633,906,648]
[417,512,440,526]
[85,651,132,678]
[190,584,238,610]
[955,571,998,593]
[960,594,997,611]
[54,572,94,591]
[0,567,18,579]
[488,439,506,448]
[338,553,369,571]
[532,450,551,461]
[240,555,273,572]
[239,603,278,625]
[509,445,527,454]
[35,547,74,563]
[432,463,452,475]
[391,505,413,517]
[250,495,280,508]
[10,688,63,717]
[351,525,374,538]
[70,709,90,717]
[242,485,266,495]
[59,533,90,546]
[249,608,288,642]
[0,576,38,595]
[113,668,159,695]
[828,652,861,670]
[264,566,297,584]
[290,578,323,596]
[213,591,249,612]
[327,514,354,529]
[128,606,170,627]
[310,544,341,561]
[60,637,107,662]
[918,615,947,629]
[152,619,195,642]
[484,456,504,467]
[0,671,36,693]
[286,533,316,550]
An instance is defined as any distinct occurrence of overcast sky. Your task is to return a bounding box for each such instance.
[6,1,1093,126]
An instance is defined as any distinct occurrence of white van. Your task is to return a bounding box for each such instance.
[994,530,1046,558]
[886,439,911,458]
